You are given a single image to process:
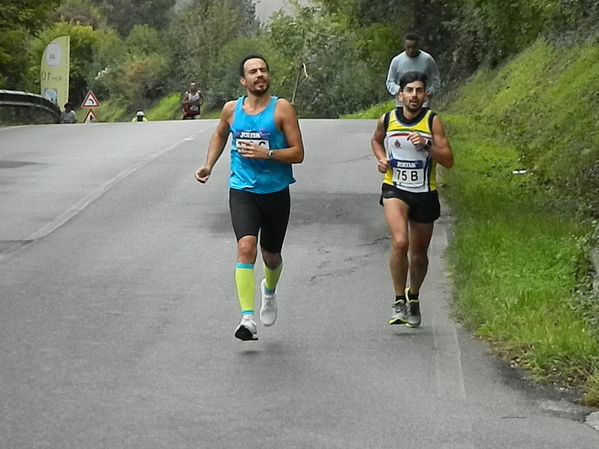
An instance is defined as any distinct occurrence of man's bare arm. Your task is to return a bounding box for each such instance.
[428,115,454,169]
[273,99,304,164]
[371,115,389,174]
[195,101,234,183]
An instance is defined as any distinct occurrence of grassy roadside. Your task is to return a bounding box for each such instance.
[93,93,181,122]
[91,92,221,122]
[348,37,599,405]
[439,36,599,405]
[441,115,599,405]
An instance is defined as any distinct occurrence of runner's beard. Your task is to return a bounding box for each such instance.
[250,80,269,96]
[404,103,422,114]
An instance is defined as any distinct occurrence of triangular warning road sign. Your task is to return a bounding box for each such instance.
[83,109,97,123]
[81,91,100,108]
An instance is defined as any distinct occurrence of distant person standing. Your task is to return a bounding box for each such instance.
[386,32,441,107]
[182,82,204,119]
[60,102,77,123]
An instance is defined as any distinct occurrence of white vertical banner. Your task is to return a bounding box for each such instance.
[40,36,70,107]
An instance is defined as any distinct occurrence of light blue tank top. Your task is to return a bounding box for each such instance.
[229,96,295,194]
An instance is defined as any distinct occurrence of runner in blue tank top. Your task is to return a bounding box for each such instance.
[195,54,305,341]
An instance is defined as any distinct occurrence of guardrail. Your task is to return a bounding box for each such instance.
[0,90,61,124]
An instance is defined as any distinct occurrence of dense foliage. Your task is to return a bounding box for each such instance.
[2,0,596,116]
[0,0,60,87]
[93,0,176,36]
[165,0,258,107]
[439,38,599,404]
[441,38,599,214]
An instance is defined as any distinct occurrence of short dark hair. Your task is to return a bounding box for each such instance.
[239,54,269,77]
[399,71,428,90]
[404,32,419,42]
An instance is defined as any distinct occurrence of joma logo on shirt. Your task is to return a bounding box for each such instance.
[397,161,418,168]
[239,131,262,138]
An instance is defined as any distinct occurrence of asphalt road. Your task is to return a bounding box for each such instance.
[1,119,598,448]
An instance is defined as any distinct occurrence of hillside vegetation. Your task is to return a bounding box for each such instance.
[350,32,599,405]
[3,1,597,119]
[441,37,599,405]
[443,38,599,213]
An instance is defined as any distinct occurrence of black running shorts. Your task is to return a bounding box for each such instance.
[229,187,290,253]
[379,183,441,223]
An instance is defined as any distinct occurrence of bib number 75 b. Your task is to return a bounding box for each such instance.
[390,159,425,188]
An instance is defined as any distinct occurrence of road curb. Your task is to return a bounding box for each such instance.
[586,410,599,431]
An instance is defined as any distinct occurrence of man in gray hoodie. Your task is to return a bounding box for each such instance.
[386,32,441,107]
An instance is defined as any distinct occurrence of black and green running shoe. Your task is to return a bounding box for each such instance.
[405,288,421,328]
[389,299,408,325]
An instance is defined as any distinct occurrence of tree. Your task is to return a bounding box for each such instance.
[124,24,168,59]
[54,0,106,29]
[187,38,264,109]
[166,0,258,95]
[0,0,60,88]
[92,0,176,36]
[28,22,123,105]
[93,25,170,107]
[267,3,387,117]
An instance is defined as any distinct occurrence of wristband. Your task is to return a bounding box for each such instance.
[422,139,432,151]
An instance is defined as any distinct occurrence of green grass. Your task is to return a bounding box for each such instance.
[442,115,599,404]
[95,98,128,122]
[83,92,222,123]
[145,93,182,121]
[347,36,599,404]
[442,38,599,211]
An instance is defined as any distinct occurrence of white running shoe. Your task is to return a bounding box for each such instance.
[234,316,258,341]
[259,278,278,327]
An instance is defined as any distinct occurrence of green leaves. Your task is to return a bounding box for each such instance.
[0,0,60,88]
[164,0,258,99]
[0,0,60,32]
[93,0,176,36]
[28,22,121,103]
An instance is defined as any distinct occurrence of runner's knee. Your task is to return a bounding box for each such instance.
[391,235,409,255]
[410,251,429,267]
[237,237,257,262]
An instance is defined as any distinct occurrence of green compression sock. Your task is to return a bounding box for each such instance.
[263,260,283,294]
[235,263,255,314]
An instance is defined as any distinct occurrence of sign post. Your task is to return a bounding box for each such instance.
[83,109,97,123]
[80,91,100,123]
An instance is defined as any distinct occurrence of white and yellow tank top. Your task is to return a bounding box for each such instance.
[383,108,437,193]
